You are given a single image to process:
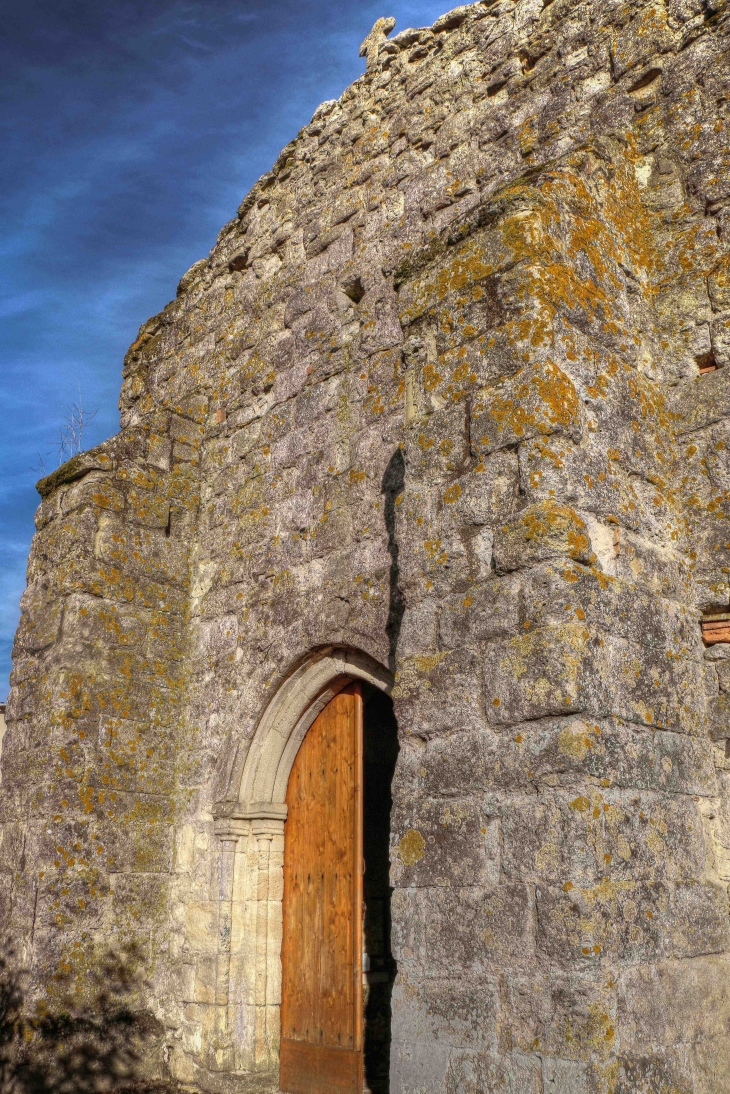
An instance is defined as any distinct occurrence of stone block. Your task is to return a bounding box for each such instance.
[390,1038,451,1094]
[422,883,533,972]
[610,4,675,79]
[94,516,187,586]
[493,501,596,572]
[14,580,63,653]
[501,788,706,887]
[192,954,219,1005]
[391,796,490,888]
[170,413,204,449]
[439,574,521,649]
[60,474,125,516]
[596,633,712,735]
[184,900,220,953]
[537,878,730,964]
[445,449,520,527]
[485,624,593,725]
[62,594,148,654]
[405,402,470,480]
[101,822,173,873]
[542,1057,589,1093]
[110,872,170,929]
[397,228,513,328]
[711,313,730,368]
[486,717,717,797]
[391,886,424,971]
[519,562,698,653]
[499,965,618,1064]
[394,646,486,738]
[471,361,582,456]
[618,955,730,1051]
[391,975,499,1051]
[686,1036,730,1094]
[536,880,664,963]
[670,368,730,435]
[445,1049,543,1094]
[662,879,730,959]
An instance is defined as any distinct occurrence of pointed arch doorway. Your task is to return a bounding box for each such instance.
[279,677,398,1094]
[211,649,396,1092]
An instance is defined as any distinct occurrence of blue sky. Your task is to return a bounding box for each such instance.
[0,0,453,700]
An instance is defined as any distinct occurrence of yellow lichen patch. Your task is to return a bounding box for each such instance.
[398,231,511,325]
[570,795,591,812]
[496,501,596,568]
[413,652,447,674]
[398,829,426,866]
[423,539,448,564]
[474,360,580,454]
[563,1004,616,1059]
[558,723,594,760]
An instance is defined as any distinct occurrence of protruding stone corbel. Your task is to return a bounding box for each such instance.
[359,16,396,71]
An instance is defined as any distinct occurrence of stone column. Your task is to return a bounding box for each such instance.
[211,810,250,1072]
[252,817,286,1072]
[212,801,287,1079]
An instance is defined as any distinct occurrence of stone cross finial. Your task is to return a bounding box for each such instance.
[359,16,396,70]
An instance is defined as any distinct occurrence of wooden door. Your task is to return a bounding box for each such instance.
[280,683,363,1094]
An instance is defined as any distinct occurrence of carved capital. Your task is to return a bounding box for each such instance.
[252,817,285,839]
[214,816,250,841]
[213,799,287,840]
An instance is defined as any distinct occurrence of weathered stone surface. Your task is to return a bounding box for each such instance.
[3,0,730,1090]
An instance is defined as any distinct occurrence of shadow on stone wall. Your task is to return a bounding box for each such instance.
[381,449,405,676]
[0,944,177,1094]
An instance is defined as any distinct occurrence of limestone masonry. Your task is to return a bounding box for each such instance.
[3,0,730,1090]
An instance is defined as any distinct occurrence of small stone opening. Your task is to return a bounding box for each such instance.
[519,49,541,72]
[701,609,730,645]
[697,350,719,374]
[343,276,366,304]
[363,686,399,1094]
[228,247,250,272]
[629,67,662,93]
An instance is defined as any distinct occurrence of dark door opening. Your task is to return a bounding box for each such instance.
[362,688,399,1094]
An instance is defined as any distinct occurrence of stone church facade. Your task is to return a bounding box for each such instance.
[3,0,730,1090]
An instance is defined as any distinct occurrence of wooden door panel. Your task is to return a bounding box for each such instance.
[280,1041,361,1094]
[281,684,363,1094]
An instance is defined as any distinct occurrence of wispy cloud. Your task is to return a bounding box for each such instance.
[0,289,49,320]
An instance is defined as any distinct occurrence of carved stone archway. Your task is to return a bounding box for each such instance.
[209,647,393,1081]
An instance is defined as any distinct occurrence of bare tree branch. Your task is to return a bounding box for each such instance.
[30,384,98,475]
[57,382,97,465]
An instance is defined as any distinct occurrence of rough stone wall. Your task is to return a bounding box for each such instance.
[2,0,730,1091]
